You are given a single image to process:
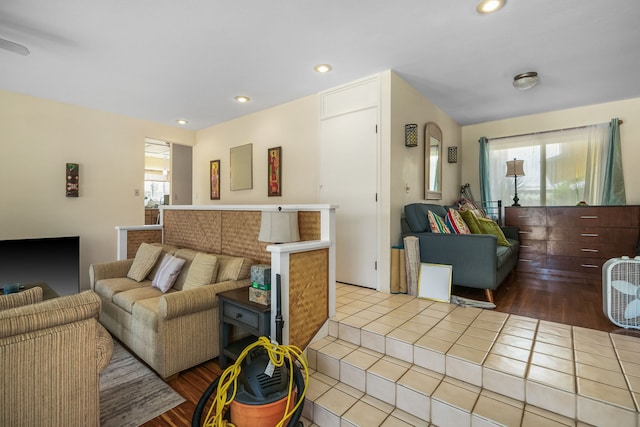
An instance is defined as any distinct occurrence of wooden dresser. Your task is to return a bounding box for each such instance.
[505,206,639,277]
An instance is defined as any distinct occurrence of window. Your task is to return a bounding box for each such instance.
[488,124,609,206]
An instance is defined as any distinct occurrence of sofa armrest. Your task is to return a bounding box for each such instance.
[409,232,499,289]
[89,259,134,290]
[158,279,251,320]
[501,226,519,242]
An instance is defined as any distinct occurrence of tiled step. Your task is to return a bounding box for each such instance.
[300,283,640,427]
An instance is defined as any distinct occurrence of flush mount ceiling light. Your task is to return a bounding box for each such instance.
[176,119,188,125]
[513,72,539,90]
[314,64,332,73]
[234,95,251,103]
[476,0,505,14]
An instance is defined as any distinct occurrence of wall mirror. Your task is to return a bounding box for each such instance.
[424,122,442,200]
[230,143,253,190]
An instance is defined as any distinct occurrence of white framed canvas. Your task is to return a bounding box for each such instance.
[417,263,452,303]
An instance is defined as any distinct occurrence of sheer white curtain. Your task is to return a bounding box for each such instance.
[488,124,609,206]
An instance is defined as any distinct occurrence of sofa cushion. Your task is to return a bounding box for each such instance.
[496,245,514,269]
[152,254,186,293]
[476,217,511,247]
[127,243,163,282]
[460,209,483,234]
[172,248,200,290]
[445,208,471,234]
[428,210,451,234]
[95,278,147,301]
[183,253,219,290]
[404,203,448,233]
[216,255,253,282]
[112,287,168,314]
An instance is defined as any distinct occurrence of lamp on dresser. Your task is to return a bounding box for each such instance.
[506,158,525,207]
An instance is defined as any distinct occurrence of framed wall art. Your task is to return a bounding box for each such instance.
[210,160,220,200]
[66,163,79,197]
[268,146,282,197]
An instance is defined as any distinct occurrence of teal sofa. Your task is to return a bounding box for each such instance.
[401,203,520,302]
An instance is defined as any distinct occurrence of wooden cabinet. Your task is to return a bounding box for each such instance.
[145,208,159,225]
[506,206,639,277]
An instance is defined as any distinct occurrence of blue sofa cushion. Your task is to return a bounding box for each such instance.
[405,203,447,233]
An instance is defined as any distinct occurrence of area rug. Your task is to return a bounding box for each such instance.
[99,341,186,427]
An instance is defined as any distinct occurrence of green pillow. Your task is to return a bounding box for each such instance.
[476,217,511,247]
[460,210,482,234]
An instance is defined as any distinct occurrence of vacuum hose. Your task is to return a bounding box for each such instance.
[192,338,307,427]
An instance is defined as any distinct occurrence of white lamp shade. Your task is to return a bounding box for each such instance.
[258,211,300,243]
[506,159,525,177]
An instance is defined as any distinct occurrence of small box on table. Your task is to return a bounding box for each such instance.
[250,264,271,288]
[249,287,271,305]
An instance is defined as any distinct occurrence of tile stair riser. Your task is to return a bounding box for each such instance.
[308,328,640,427]
[307,284,640,427]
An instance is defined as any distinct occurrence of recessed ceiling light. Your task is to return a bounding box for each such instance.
[234,95,251,103]
[513,72,539,90]
[176,119,188,125]
[314,64,332,73]
[476,0,505,14]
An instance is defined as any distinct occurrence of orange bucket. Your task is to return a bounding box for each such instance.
[229,390,296,427]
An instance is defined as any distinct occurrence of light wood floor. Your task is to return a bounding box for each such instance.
[142,269,640,426]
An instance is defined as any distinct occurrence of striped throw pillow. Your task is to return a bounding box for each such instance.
[428,210,451,234]
[127,243,163,282]
[152,254,186,293]
[183,253,219,290]
[445,208,471,234]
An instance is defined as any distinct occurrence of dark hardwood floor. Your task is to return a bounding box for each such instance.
[143,269,640,426]
[454,269,640,337]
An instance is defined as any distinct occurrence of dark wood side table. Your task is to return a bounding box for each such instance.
[218,286,271,369]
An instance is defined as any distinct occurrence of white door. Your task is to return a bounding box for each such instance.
[319,107,378,288]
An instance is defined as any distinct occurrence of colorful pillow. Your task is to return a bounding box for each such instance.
[476,217,511,246]
[445,208,471,234]
[183,253,219,290]
[127,243,163,282]
[459,209,482,234]
[152,254,186,293]
[427,210,451,234]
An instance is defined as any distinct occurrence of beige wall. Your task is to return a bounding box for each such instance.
[193,95,319,204]
[461,97,640,205]
[0,90,195,290]
[389,72,462,246]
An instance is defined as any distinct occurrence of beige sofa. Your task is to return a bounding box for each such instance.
[0,287,113,427]
[89,243,254,379]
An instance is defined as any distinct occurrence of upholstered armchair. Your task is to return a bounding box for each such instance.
[0,289,113,427]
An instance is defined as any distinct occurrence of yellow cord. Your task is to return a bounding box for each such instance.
[202,336,309,427]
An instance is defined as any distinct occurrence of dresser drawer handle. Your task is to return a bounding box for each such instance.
[519,259,533,262]
[581,248,598,252]
[518,231,532,234]
[581,264,599,268]
[235,313,243,319]
[580,233,599,237]
[521,245,531,248]
[580,215,598,219]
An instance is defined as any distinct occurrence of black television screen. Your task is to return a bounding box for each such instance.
[0,236,80,296]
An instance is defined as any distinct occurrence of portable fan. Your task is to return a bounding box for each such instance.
[603,256,640,329]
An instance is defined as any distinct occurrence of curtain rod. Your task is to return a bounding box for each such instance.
[486,120,623,142]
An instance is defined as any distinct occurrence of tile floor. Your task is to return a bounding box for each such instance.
[300,283,640,427]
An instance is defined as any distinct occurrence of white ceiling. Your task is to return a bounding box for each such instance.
[2,1,639,131]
